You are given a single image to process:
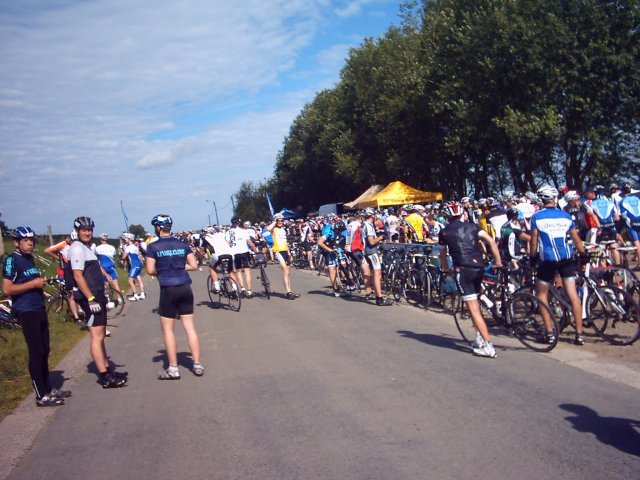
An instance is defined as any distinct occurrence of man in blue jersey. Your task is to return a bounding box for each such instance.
[121,233,146,301]
[146,214,203,379]
[590,186,622,265]
[619,187,640,270]
[96,233,122,300]
[530,185,587,345]
[3,227,72,406]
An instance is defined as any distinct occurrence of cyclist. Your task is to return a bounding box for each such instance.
[300,218,316,270]
[363,208,392,306]
[405,206,426,243]
[499,208,531,266]
[146,214,204,379]
[562,190,599,242]
[619,189,640,270]
[530,186,587,345]
[486,198,508,240]
[3,227,71,406]
[205,226,235,294]
[121,233,146,301]
[96,233,122,299]
[266,213,299,299]
[69,217,127,388]
[318,216,342,296]
[44,232,81,323]
[439,202,503,357]
[589,186,622,265]
[227,216,258,298]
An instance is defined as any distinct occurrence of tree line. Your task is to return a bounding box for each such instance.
[234,0,640,223]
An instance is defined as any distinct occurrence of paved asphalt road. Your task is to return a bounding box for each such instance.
[4,267,640,480]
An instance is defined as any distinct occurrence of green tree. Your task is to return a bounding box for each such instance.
[128,224,146,239]
[234,181,272,223]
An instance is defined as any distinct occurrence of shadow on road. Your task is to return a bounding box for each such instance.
[559,403,640,457]
[49,370,69,390]
[397,330,471,353]
[152,349,195,369]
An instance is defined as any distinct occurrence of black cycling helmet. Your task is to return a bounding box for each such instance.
[73,216,95,229]
[151,214,173,228]
[506,208,519,221]
[12,226,35,239]
[334,220,346,232]
[230,216,241,226]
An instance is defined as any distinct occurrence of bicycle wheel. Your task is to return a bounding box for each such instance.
[224,277,241,311]
[0,310,21,330]
[588,285,640,345]
[390,268,404,302]
[506,292,558,352]
[452,293,477,345]
[47,295,73,322]
[105,286,125,319]
[260,266,271,299]
[405,270,424,306]
[206,276,219,306]
[422,270,433,309]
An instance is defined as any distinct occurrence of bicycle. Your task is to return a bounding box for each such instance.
[207,257,241,311]
[253,252,271,299]
[0,296,22,332]
[452,267,559,352]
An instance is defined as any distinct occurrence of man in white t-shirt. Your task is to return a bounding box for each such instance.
[226,217,257,297]
[384,207,400,242]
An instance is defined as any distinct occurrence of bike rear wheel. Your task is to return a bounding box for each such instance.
[452,293,476,345]
[507,292,558,352]
[224,277,241,311]
[588,285,640,345]
[47,295,73,322]
[105,286,125,319]
[260,266,271,300]
[404,270,424,306]
[206,276,219,307]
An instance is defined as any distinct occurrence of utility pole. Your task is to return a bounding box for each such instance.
[230,195,235,211]
[213,201,220,225]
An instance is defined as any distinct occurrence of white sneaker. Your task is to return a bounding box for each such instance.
[128,295,138,302]
[105,329,111,337]
[474,332,483,349]
[138,292,146,300]
[473,341,497,358]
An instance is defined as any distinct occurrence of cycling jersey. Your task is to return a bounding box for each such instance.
[406,213,425,242]
[3,252,45,315]
[563,203,592,239]
[347,220,363,252]
[95,243,117,270]
[226,227,252,255]
[271,227,288,253]
[620,195,640,229]
[321,224,336,248]
[486,208,508,239]
[362,221,378,255]
[438,219,485,268]
[146,237,192,287]
[261,227,274,247]
[499,221,524,261]
[385,215,399,239]
[69,241,105,298]
[531,208,575,262]
[124,243,143,268]
[204,232,232,255]
[590,197,617,229]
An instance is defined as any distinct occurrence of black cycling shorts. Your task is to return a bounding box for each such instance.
[350,250,364,267]
[158,284,194,318]
[77,293,108,327]
[233,252,251,270]
[211,254,233,273]
[537,259,577,284]
[454,266,484,300]
[598,228,618,243]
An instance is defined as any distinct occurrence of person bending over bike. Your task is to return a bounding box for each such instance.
[439,202,503,358]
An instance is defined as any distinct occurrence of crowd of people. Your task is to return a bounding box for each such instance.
[3,181,639,406]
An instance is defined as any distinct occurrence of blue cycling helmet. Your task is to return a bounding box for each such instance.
[151,214,173,228]
[13,226,35,239]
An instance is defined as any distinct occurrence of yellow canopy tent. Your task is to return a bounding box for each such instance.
[344,184,385,209]
[353,181,443,208]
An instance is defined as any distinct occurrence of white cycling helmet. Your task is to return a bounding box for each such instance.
[564,190,580,202]
[537,185,559,203]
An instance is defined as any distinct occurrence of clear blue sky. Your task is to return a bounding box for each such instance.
[0,0,403,236]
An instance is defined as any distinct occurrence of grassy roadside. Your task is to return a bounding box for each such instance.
[0,237,129,421]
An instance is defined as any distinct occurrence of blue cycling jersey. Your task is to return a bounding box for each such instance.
[2,252,45,314]
[620,195,640,228]
[590,197,616,229]
[146,237,192,287]
[531,208,575,262]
